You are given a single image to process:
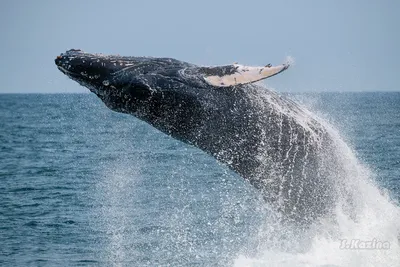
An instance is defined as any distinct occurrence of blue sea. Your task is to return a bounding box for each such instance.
[1,92,399,266]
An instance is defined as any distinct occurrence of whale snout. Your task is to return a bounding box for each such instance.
[55,49,110,81]
[55,49,85,75]
[54,55,62,66]
[55,49,85,67]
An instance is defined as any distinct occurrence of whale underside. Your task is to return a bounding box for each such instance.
[55,50,345,224]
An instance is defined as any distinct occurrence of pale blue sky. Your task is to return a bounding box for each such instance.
[1,0,399,93]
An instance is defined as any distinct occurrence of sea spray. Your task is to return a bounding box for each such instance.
[234,93,400,267]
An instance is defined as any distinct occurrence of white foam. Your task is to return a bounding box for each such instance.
[233,95,400,267]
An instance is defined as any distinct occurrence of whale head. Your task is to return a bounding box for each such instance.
[55,49,178,115]
[55,49,140,95]
[55,49,206,132]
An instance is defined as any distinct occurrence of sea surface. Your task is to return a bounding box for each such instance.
[0,92,399,266]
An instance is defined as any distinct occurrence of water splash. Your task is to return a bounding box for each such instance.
[233,94,400,267]
[284,56,295,67]
[93,157,142,266]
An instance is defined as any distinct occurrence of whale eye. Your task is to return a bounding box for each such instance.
[103,80,110,86]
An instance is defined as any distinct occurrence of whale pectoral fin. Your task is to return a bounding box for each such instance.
[201,62,290,87]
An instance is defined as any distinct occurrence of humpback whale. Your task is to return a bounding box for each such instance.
[55,49,343,224]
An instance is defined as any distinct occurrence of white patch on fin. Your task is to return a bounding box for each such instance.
[204,61,290,87]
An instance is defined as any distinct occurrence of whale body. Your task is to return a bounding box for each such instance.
[55,49,343,224]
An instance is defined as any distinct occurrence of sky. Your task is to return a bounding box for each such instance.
[0,0,399,93]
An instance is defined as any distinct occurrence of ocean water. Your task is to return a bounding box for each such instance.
[0,92,399,266]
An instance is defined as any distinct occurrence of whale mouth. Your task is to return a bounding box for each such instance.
[56,65,82,80]
[57,65,73,75]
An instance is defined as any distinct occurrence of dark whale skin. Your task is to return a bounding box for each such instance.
[55,49,343,224]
